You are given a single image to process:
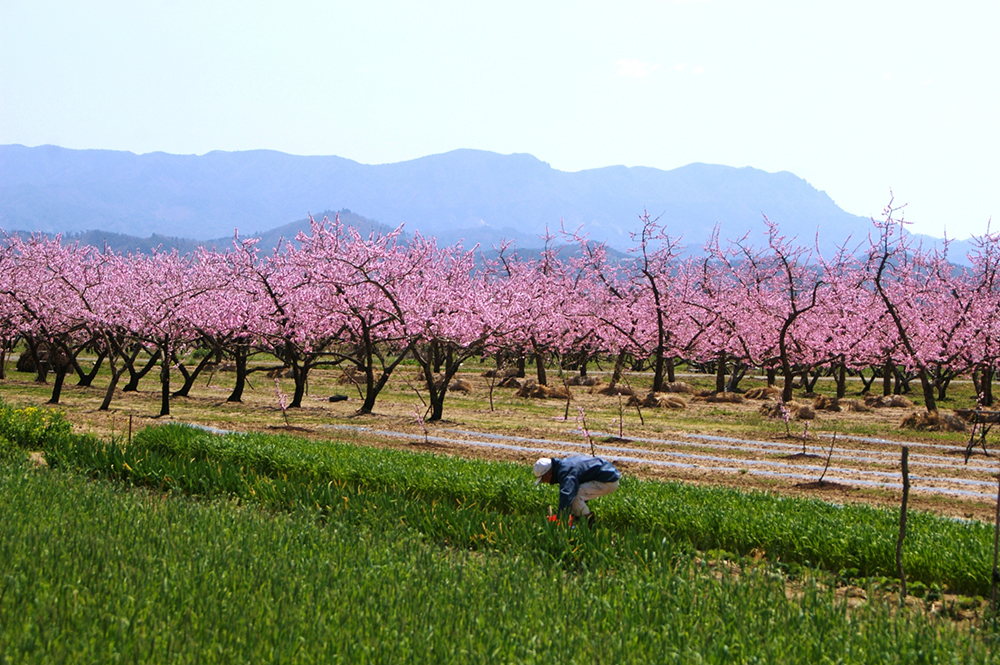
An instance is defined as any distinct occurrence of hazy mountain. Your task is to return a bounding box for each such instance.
[234,209,400,251]
[0,143,963,258]
[5,229,207,256]
[5,210,396,255]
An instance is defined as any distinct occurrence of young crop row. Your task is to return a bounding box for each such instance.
[27,410,998,596]
[2,446,997,662]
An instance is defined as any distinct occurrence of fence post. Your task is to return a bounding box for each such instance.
[896,447,910,603]
[991,473,1000,621]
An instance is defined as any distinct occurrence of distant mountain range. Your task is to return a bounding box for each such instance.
[7,210,397,255]
[0,143,969,259]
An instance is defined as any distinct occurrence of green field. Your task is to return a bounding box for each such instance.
[2,401,1000,663]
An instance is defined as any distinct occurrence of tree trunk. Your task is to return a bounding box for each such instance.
[99,359,123,411]
[766,367,777,387]
[123,347,161,392]
[781,372,795,403]
[357,359,403,415]
[159,344,171,417]
[227,344,249,403]
[76,350,106,387]
[715,351,727,394]
[606,349,627,391]
[652,349,666,393]
[918,368,937,413]
[356,339,411,415]
[805,369,820,394]
[289,360,309,408]
[894,367,912,395]
[801,369,812,393]
[983,365,995,407]
[883,359,893,397]
[666,356,676,384]
[534,351,547,386]
[359,362,378,414]
[426,365,448,422]
[431,344,445,374]
[119,345,141,390]
[836,363,847,399]
[422,344,468,422]
[859,367,876,394]
[46,347,70,404]
[172,350,217,398]
[356,328,378,414]
[779,358,797,402]
[428,387,445,421]
[936,376,952,402]
[28,340,48,383]
[47,365,67,404]
[420,340,444,419]
[725,362,747,393]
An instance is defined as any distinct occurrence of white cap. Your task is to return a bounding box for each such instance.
[533,458,552,486]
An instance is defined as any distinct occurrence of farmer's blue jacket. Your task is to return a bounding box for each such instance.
[546,455,620,514]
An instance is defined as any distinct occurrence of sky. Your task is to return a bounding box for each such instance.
[2,0,998,240]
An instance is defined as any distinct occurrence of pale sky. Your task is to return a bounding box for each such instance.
[2,0,997,239]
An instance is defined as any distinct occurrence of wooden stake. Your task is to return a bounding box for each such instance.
[818,432,836,485]
[991,472,1000,621]
[896,447,910,603]
[618,393,624,440]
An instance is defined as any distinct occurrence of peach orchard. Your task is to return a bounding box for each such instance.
[1,201,997,422]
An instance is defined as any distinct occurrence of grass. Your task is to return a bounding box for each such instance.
[20,417,998,597]
[2,444,999,662]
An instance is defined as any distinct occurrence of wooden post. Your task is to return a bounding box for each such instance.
[991,473,1000,619]
[896,447,910,603]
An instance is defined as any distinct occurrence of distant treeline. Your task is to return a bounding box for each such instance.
[2,209,393,255]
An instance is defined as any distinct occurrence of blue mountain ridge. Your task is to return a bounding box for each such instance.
[0,144,971,260]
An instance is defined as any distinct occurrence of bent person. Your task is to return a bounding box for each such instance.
[533,455,620,526]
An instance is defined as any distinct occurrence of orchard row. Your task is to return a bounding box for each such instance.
[2,202,997,420]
